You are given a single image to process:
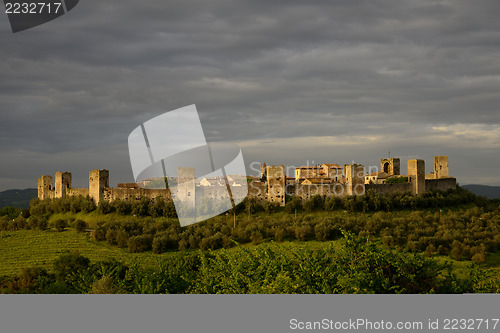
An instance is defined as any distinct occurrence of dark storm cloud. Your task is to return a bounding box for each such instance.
[1,0,500,190]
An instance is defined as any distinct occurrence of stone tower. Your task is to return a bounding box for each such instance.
[89,169,109,204]
[266,165,285,206]
[380,157,400,175]
[55,171,72,198]
[345,164,365,195]
[176,167,196,226]
[260,162,267,180]
[177,167,196,207]
[434,156,449,179]
[408,159,425,195]
[37,175,53,200]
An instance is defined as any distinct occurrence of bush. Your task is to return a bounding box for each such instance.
[106,229,117,245]
[285,196,302,213]
[127,235,153,253]
[55,219,67,232]
[295,225,311,241]
[152,235,178,253]
[74,220,87,233]
[0,206,21,219]
[114,199,132,215]
[115,229,130,248]
[97,200,114,214]
[275,227,286,242]
[53,253,90,283]
[303,195,323,213]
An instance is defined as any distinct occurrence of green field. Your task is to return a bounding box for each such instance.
[0,227,338,277]
[0,226,486,279]
[0,228,178,277]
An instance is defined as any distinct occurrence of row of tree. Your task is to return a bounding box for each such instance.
[25,187,486,219]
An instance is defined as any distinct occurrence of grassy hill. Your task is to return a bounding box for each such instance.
[0,228,183,277]
[0,226,331,277]
[462,184,500,199]
[0,188,37,209]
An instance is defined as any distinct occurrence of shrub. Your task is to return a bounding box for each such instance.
[285,196,302,213]
[97,200,114,214]
[303,195,323,213]
[386,176,409,184]
[106,229,117,245]
[115,229,129,248]
[93,225,107,241]
[314,222,329,241]
[74,220,87,233]
[114,199,132,215]
[275,227,286,242]
[127,235,153,253]
[295,225,311,241]
[55,219,67,232]
[152,235,178,253]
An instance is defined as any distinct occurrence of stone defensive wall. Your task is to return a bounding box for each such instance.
[38,156,457,208]
[67,188,90,197]
[425,178,457,192]
[103,188,172,202]
[365,183,412,195]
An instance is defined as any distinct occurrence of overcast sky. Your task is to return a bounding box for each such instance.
[1,0,499,190]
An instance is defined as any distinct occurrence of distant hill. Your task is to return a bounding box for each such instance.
[0,188,37,209]
[462,185,500,200]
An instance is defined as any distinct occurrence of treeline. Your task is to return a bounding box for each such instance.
[26,196,177,218]
[1,231,496,294]
[284,187,489,213]
[24,187,485,219]
[0,206,21,219]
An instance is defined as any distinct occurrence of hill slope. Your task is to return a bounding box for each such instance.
[0,188,37,208]
[462,185,500,199]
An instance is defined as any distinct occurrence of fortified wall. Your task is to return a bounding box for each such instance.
[253,156,456,204]
[38,169,172,204]
[38,156,457,207]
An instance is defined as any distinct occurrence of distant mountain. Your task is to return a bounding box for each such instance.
[462,185,500,200]
[0,188,37,209]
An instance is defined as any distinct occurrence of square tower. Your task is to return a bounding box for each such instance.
[177,167,196,207]
[37,175,53,200]
[260,162,267,180]
[55,171,72,198]
[89,169,109,204]
[380,158,400,175]
[408,159,425,195]
[266,165,285,206]
[434,156,449,179]
[345,164,365,195]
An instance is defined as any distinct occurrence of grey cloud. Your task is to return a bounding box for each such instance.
[1,0,500,190]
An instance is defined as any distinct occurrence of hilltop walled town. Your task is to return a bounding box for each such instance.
[37,156,456,207]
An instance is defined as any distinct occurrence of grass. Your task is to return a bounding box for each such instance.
[2,208,499,280]
[0,226,343,277]
[0,228,180,277]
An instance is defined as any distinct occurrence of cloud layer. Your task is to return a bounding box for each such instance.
[1,0,500,190]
